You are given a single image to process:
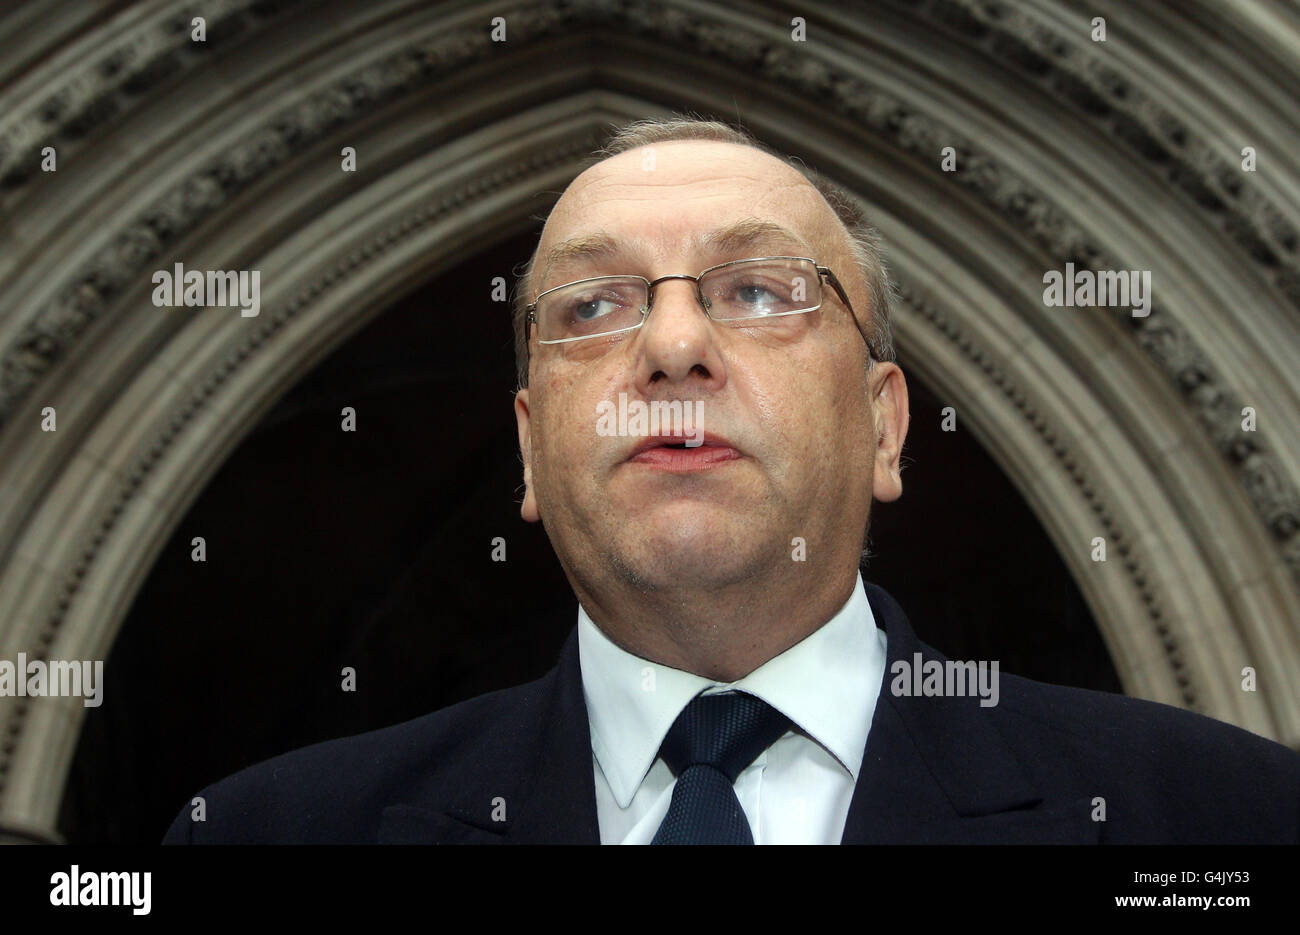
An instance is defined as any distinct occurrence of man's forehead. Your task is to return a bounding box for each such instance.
[553,141,821,220]
[536,140,841,276]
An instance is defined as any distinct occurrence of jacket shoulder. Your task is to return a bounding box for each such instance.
[162,670,554,844]
[990,671,1300,842]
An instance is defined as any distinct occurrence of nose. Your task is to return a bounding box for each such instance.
[632,277,728,394]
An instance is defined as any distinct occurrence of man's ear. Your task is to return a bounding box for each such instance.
[871,363,909,503]
[514,388,540,522]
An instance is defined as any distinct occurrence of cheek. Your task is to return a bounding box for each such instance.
[783,352,873,477]
[743,346,850,442]
[531,367,619,482]
[729,352,804,441]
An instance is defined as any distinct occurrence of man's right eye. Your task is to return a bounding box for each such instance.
[571,297,621,321]
[563,286,643,326]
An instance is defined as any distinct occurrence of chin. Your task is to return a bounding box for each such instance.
[615,522,769,591]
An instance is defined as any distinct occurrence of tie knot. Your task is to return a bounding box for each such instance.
[658,692,792,782]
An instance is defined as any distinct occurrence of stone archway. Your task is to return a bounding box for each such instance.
[2,0,1298,838]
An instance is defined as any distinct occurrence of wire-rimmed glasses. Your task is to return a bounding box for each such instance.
[525,256,876,358]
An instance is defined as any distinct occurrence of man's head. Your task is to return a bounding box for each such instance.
[512,116,909,677]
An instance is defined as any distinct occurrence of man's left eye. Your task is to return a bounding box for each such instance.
[728,280,789,311]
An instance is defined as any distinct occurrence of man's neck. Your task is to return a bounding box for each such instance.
[572,563,860,682]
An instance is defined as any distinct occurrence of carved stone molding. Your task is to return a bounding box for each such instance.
[0,0,307,191]
[912,0,1299,303]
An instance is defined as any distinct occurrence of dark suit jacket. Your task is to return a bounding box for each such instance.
[163,583,1300,843]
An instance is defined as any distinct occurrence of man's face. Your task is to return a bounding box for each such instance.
[515,140,905,600]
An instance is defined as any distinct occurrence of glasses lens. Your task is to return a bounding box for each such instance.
[701,258,819,321]
[537,277,646,341]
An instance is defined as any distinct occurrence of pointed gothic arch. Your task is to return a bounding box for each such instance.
[1,0,1298,838]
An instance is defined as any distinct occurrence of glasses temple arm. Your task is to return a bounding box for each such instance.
[820,268,878,361]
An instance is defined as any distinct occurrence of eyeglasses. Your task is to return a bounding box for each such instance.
[525,256,877,358]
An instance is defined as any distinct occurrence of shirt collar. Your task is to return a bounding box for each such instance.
[577,573,884,809]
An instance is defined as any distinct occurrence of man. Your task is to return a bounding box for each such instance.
[164,117,1300,844]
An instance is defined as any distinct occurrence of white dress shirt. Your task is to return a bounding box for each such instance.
[577,572,888,844]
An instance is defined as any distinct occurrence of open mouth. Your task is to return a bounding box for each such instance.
[627,436,742,471]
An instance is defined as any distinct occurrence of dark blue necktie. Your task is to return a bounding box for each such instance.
[651,691,793,845]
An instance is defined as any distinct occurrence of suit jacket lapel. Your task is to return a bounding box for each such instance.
[378,627,601,844]
[840,584,1098,844]
[504,627,602,843]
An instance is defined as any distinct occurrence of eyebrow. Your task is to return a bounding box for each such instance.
[538,218,815,291]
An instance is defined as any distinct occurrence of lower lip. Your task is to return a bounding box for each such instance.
[627,445,742,472]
